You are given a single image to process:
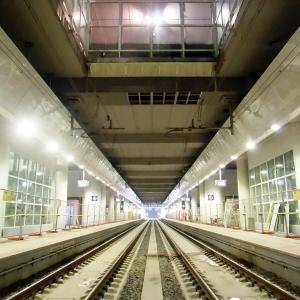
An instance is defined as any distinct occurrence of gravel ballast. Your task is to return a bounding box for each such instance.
[119,222,152,299]
[154,222,185,300]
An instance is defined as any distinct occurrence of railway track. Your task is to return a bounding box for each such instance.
[4,220,299,300]
[5,221,149,300]
[159,220,300,300]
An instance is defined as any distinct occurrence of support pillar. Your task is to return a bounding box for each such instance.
[55,160,68,229]
[237,154,251,229]
[109,192,115,222]
[0,136,9,228]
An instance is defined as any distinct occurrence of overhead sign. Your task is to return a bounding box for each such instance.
[208,195,214,201]
[215,179,227,187]
[78,180,89,188]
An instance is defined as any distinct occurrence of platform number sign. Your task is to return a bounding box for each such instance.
[91,195,98,202]
[208,195,214,201]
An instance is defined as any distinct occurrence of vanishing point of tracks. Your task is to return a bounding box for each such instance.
[5,220,300,300]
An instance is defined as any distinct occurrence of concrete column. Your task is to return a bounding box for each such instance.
[123,199,129,220]
[115,200,121,221]
[0,136,9,227]
[237,154,251,229]
[199,183,206,223]
[100,185,107,223]
[109,192,115,222]
[55,160,68,229]
[190,188,197,222]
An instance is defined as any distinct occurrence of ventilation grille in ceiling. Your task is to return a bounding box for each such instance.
[128,92,200,105]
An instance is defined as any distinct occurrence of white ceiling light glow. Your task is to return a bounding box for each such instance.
[271,123,281,132]
[47,141,59,152]
[64,154,74,162]
[219,164,225,169]
[246,141,256,150]
[152,14,163,26]
[16,120,37,138]
[163,4,178,24]
[231,155,238,160]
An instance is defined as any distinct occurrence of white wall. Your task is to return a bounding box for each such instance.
[67,169,109,225]
[198,170,238,223]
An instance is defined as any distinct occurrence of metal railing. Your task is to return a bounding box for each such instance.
[0,188,138,239]
[166,188,300,237]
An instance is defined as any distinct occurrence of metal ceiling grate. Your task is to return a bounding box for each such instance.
[128,92,200,105]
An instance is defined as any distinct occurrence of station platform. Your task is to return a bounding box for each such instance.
[164,219,300,287]
[0,220,142,291]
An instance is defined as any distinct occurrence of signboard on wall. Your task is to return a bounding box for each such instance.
[91,195,98,202]
[293,189,300,200]
[3,191,13,201]
[208,195,214,201]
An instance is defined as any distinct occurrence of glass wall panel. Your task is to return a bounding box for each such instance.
[90,27,119,50]
[122,27,150,49]
[153,27,181,49]
[5,152,55,227]
[275,155,284,178]
[284,151,295,174]
[184,3,212,25]
[249,150,297,232]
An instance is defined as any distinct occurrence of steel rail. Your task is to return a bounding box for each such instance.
[84,221,150,299]
[157,221,219,300]
[163,220,300,300]
[6,222,144,300]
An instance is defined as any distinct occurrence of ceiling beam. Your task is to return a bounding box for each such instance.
[113,157,195,165]
[125,170,181,177]
[53,77,245,93]
[135,188,171,192]
[129,178,177,184]
[93,133,212,144]
[132,184,175,189]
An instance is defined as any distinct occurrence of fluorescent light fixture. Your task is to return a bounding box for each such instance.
[36,171,43,176]
[250,175,255,179]
[271,124,281,132]
[276,164,284,168]
[78,179,89,188]
[231,155,238,160]
[79,165,84,169]
[145,15,152,25]
[21,165,27,169]
[88,170,94,176]
[260,170,268,174]
[246,141,256,150]
[16,120,37,138]
[47,141,59,152]
[96,176,100,180]
[219,164,225,169]
[64,154,74,162]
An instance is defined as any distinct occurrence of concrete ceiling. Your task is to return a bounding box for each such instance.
[0,0,299,203]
